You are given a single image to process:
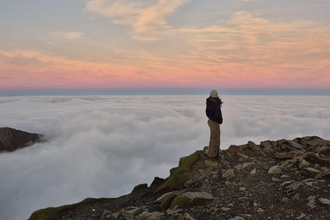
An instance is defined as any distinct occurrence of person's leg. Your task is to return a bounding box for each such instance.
[208,119,220,157]
[216,125,221,152]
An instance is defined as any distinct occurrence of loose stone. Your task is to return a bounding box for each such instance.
[268,165,282,175]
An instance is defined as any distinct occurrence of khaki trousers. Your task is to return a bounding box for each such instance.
[208,119,221,157]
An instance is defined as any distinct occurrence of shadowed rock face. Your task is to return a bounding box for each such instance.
[0,127,41,152]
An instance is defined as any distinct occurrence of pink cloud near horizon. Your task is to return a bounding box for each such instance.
[1,6,330,92]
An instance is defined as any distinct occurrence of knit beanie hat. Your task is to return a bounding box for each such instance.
[210,90,218,98]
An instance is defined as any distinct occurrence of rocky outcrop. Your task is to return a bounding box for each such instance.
[29,136,330,220]
[0,127,41,152]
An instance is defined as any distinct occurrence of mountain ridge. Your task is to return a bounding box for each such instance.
[29,136,330,220]
[0,127,41,152]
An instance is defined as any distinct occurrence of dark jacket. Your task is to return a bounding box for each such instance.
[206,97,223,124]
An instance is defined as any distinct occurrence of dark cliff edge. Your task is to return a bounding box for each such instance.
[0,127,42,152]
[29,136,330,220]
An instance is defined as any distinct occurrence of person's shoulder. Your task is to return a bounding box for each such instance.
[206,97,214,102]
[208,97,218,101]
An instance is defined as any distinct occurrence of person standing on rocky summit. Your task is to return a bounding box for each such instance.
[206,90,223,159]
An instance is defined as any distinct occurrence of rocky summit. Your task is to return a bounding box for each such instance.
[29,136,330,220]
[0,127,41,152]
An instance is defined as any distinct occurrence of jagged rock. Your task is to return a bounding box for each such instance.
[273,177,282,181]
[268,165,282,175]
[220,159,229,166]
[101,209,122,219]
[257,207,265,213]
[315,146,330,154]
[204,159,218,167]
[234,162,253,170]
[122,207,143,220]
[307,196,317,209]
[206,207,217,214]
[239,187,246,191]
[181,191,214,201]
[276,139,287,147]
[312,157,330,165]
[157,190,214,212]
[281,197,290,204]
[240,214,252,219]
[0,127,41,152]
[249,168,257,175]
[279,158,298,168]
[181,212,196,220]
[248,141,264,154]
[241,162,254,169]
[136,211,164,220]
[300,167,321,177]
[155,191,181,203]
[314,169,330,179]
[228,145,245,154]
[284,182,302,196]
[302,151,315,159]
[166,208,183,216]
[295,213,306,220]
[280,175,290,179]
[280,180,295,188]
[287,140,305,150]
[229,216,244,220]
[101,210,112,219]
[306,138,330,147]
[299,159,310,169]
[275,150,305,159]
[237,152,249,160]
[260,140,274,153]
[220,207,231,212]
[222,169,235,179]
[319,198,330,206]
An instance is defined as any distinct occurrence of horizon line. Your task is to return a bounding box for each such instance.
[1,88,330,96]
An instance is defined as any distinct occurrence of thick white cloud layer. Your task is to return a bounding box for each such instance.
[0,95,329,220]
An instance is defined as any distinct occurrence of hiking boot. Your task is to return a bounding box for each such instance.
[207,156,220,163]
[204,157,219,167]
[218,151,225,159]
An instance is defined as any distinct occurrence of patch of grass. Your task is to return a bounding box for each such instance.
[28,197,115,220]
[170,196,191,209]
[160,193,178,210]
[28,205,70,220]
[131,183,148,194]
[170,195,211,209]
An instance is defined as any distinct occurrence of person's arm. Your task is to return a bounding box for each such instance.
[205,100,214,118]
[218,107,223,124]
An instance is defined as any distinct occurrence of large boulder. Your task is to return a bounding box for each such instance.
[0,127,41,152]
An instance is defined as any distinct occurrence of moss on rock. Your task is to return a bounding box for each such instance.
[160,193,178,210]
[28,197,114,220]
[170,196,192,209]
[170,195,211,209]
[28,205,69,220]
[155,150,204,194]
[131,183,148,194]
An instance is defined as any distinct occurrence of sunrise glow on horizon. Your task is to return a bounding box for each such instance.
[1,0,330,94]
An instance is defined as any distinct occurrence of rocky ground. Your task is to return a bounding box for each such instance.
[29,136,330,220]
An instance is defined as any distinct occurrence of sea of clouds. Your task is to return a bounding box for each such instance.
[0,95,330,220]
